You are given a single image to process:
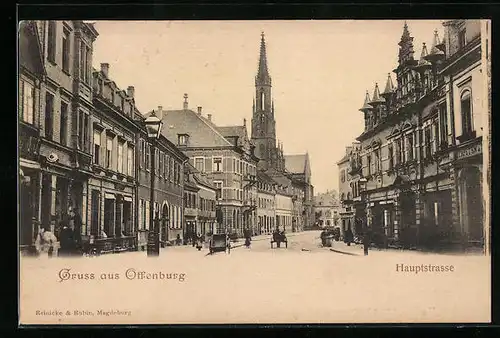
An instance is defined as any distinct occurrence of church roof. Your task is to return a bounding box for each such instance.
[159,109,234,148]
[284,154,307,174]
[370,83,385,104]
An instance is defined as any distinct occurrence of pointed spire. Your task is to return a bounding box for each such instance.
[415,43,432,71]
[359,91,373,112]
[426,29,445,62]
[253,98,255,113]
[370,83,385,104]
[398,21,415,66]
[256,31,271,85]
[382,73,395,95]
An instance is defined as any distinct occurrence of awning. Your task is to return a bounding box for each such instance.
[123,196,133,202]
[105,193,116,200]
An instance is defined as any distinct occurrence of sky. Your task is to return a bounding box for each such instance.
[91,20,444,195]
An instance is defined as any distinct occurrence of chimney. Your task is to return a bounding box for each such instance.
[127,86,135,98]
[157,106,163,120]
[100,63,109,77]
[183,93,189,110]
[207,114,212,122]
[197,106,202,115]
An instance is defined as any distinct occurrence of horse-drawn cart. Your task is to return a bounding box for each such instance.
[271,231,288,248]
[209,233,231,254]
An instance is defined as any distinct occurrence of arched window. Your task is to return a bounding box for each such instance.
[260,91,265,111]
[460,90,473,136]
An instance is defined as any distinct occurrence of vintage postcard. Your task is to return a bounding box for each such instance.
[18,19,491,325]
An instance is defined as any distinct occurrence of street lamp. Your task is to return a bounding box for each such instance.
[145,110,163,257]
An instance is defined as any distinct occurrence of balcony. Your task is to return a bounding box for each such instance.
[243,173,258,189]
[72,149,93,173]
[19,123,41,162]
[243,198,257,212]
[184,207,198,217]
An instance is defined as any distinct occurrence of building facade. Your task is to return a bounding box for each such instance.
[159,96,259,237]
[19,20,99,254]
[250,33,313,232]
[313,191,341,229]
[19,21,45,253]
[344,20,488,251]
[337,143,363,237]
[257,171,276,234]
[136,107,188,249]
[183,163,218,241]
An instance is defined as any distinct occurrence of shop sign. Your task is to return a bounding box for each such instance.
[457,143,482,160]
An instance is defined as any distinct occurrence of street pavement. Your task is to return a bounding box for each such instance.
[20,229,490,324]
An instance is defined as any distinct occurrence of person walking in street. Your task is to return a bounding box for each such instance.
[363,227,371,256]
[344,227,354,247]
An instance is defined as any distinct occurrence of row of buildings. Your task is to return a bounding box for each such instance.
[18,21,314,254]
[337,20,490,253]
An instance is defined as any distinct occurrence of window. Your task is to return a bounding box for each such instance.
[117,142,124,173]
[90,190,100,236]
[395,138,402,164]
[60,101,68,146]
[375,148,381,172]
[62,28,70,73]
[213,157,223,172]
[45,92,54,140]
[439,103,448,146]
[93,130,101,165]
[79,112,89,152]
[178,134,188,146]
[367,155,371,176]
[145,143,150,169]
[214,181,222,200]
[460,91,473,136]
[106,136,113,169]
[261,91,265,110]
[127,146,133,176]
[19,80,35,124]
[80,42,91,84]
[458,29,466,49]
[47,21,56,63]
[388,144,394,170]
[424,127,432,158]
[145,200,150,230]
[170,157,174,181]
[195,157,204,172]
[159,151,164,177]
[433,122,439,153]
[340,169,345,183]
[407,134,414,161]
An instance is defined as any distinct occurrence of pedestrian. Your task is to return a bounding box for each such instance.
[345,227,354,247]
[363,227,371,256]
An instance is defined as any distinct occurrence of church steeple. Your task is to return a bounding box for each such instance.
[251,31,277,171]
[398,21,416,67]
[256,32,271,86]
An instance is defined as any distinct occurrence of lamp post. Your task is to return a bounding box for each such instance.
[145,111,163,257]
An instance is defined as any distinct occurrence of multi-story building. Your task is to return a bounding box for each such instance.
[160,96,259,237]
[89,63,141,251]
[257,171,276,234]
[250,32,313,232]
[313,191,341,229]
[347,20,488,251]
[137,107,188,249]
[183,163,218,241]
[19,21,99,253]
[284,154,314,229]
[337,142,363,237]
[274,185,293,233]
[19,21,45,254]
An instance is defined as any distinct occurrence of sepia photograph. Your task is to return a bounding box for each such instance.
[18,19,491,325]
